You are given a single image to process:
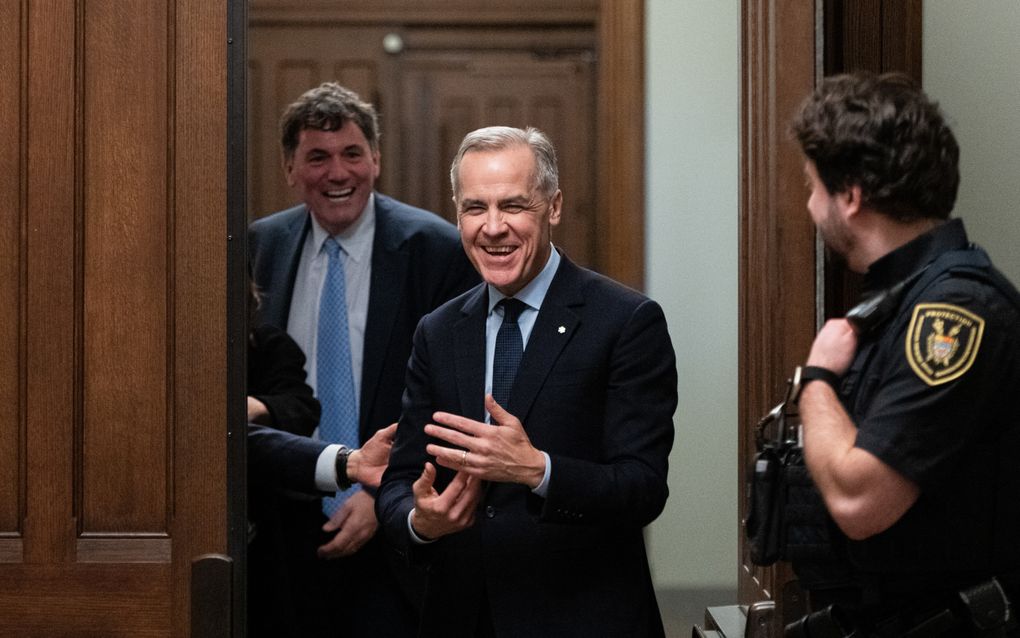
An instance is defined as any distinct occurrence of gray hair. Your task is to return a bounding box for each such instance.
[449,126,559,200]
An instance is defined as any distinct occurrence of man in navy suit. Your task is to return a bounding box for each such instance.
[248,83,478,637]
[376,126,678,637]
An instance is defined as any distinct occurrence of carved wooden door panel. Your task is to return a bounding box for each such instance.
[0,1,236,635]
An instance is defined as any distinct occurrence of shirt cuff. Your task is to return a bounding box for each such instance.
[407,509,437,545]
[314,443,343,492]
[531,451,551,497]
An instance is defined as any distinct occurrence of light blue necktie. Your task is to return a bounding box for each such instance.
[318,237,361,516]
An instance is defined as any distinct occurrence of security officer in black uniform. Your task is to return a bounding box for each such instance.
[786,72,1020,636]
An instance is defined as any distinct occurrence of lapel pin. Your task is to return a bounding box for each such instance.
[558,326,566,334]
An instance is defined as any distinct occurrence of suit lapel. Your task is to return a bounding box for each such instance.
[454,286,488,422]
[267,208,311,328]
[362,196,408,429]
[510,257,584,423]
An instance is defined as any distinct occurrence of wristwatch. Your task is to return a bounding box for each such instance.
[334,445,354,491]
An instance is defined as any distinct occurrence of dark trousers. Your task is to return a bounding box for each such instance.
[249,496,423,638]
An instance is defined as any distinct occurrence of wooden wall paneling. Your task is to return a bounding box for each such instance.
[249,0,598,25]
[24,0,78,568]
[824,0,922,78]
[738,0,818,626]
[880,0,922,80]
[0,0,23,554]
[597,0,644,290]
[824,0,883,73]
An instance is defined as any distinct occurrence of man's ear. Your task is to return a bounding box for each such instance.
[282,154,295,188]
[841,184,863,219]
[548,190,563,227]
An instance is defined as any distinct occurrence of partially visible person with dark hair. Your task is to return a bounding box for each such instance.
[249,81,478,637]
[247,279,320,434]
[793,72,960,225]
[782,72,1020,637]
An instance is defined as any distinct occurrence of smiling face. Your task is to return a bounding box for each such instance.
[284,121,380,235]
[455,145,562,296]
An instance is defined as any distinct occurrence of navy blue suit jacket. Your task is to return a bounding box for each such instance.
[248,423,328,495]
[248,193,480,444]
[377,254,678,638]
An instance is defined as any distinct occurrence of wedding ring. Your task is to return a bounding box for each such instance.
[461,450,468,466]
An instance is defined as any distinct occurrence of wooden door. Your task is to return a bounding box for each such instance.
[0,1,240,635]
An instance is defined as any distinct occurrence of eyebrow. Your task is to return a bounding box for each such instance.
[305,144,365,157]
[458,195,532,208]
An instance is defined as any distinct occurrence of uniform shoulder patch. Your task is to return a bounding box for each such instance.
[904,302,985,386]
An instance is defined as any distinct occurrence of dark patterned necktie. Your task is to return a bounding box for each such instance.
[492,298,526,410]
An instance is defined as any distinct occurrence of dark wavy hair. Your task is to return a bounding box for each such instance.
[279,82,380,161]
[791,72,960,222]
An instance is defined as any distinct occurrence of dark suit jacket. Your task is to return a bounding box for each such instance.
[248,423,328,495]
[377,254,678,638]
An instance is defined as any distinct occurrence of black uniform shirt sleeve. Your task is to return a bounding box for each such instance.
[853,274,1019,492]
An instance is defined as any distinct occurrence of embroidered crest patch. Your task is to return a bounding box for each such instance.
[905,303,984,386]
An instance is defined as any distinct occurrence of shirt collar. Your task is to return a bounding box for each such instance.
[308,192,376,264]
[863,218,969,293]
[487,244,561,314]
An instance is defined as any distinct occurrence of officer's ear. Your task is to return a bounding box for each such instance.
[840,184,863,220]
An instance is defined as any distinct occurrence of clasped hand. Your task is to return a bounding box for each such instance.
[426,395,545,488]
[409,395,546,541]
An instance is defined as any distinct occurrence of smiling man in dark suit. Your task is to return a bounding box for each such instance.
[376,126,678,638]
[248,82,478,637]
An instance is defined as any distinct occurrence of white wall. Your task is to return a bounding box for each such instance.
[924,0,1020,283]
[645,0,740,589]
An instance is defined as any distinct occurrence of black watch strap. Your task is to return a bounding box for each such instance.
[334,446,353,491]
[799,365,841,394]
